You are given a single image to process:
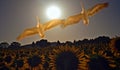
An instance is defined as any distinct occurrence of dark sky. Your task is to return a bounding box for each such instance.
[0,0,120,45]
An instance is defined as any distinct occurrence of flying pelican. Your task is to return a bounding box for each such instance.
[17,16,65,41]
[62,2,108,27]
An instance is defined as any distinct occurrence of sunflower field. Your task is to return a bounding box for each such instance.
[0,36,120,70]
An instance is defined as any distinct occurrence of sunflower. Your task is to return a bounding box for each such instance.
[4,55,14,69]
[43,54,51,70]
[27,54,45,70]
[49,46,89,70]
[0,65,9,70]
[0,57,4,68]
[109,37,120,52]
[113,57,120,69]
[86,50,116,70]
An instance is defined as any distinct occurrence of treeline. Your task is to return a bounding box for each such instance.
[0,36,111,49]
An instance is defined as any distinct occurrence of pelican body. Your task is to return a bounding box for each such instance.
[17,17,65,41]
[62,2,108,27]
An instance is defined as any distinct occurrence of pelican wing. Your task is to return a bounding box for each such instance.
[62,13,82,27]
[43,19,65,31]
[17,27,38,41]
[87,3,108,16]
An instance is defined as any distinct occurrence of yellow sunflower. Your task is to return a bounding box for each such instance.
[49,46,89,70]
[109,37,120,53]
[3,52,15,69]
[85,50,116,70]
[24,51,45,70]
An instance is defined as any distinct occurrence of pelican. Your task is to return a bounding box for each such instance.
[62,2,108,27]
[17,16,65,41]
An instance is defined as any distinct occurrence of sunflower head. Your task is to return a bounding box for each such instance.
[87,51,116,70]
[109,37,120,52]
[114,57,120,69]
[55,51,79,70]
[49,46,89,70]
[16,59,24,68]
[88,55,110,70]
[4,55,12,64]
[27,55,43,68]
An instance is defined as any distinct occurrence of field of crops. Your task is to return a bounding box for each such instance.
[0,36,120,70]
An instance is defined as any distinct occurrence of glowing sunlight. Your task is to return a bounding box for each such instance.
[46,6,61,19]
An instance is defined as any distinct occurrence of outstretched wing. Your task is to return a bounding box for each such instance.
[62,13,82,28]
[88,3,108,16]
[17,27,38,41]
[43,19,65,31]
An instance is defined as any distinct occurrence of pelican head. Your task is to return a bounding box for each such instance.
[80,1,89,25]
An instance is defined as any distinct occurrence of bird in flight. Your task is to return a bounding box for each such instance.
[17,2,108,40]
[62,2,108,27]
[17,16,65,41]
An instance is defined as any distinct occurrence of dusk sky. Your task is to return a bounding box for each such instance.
[0,0,120,45]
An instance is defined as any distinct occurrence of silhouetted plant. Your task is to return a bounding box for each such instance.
[56,51,79,70]
[88,55,110,70]
[0,57,3,63]
[27,55,41,67]
[9,42,21,48]
[36,39,48,47]
[16,59,24,68]
[43,61,49,70]
[110,37,120,52]
[0,66,9,70]
[4,56,12,63]
[25,68,30,70]
[0,58,4,67]
[0,42,9,48]
[87,51,116,70]
[104,50,113,56]
[113,57,120,70]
